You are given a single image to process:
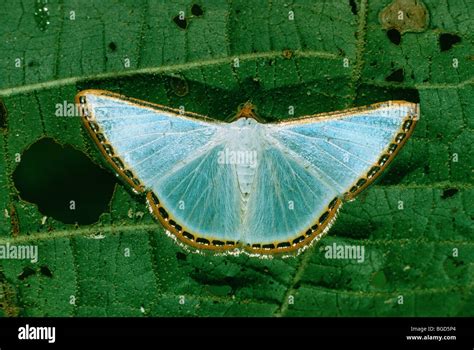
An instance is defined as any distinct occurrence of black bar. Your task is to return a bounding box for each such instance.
[0,317,472,347]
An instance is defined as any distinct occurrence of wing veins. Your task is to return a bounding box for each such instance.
[284,130,373,166]
[322,123,392,140]
[109,126,212,143]
[159,140,223,184]
[318,125,385,147]
[184,157,220,228]
[267,155,292,235]
[119,128,214,157]
[273,145,319,210]
[281,131,366,176]
[334,119,398,132]
[151,143,216,189]
[103,120,176,133]
[265,135,345,192]
[284,127,377,150]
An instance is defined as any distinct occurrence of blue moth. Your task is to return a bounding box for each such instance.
[76,90,418,255]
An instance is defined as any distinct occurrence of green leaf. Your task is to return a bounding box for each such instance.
[0,0,472,316]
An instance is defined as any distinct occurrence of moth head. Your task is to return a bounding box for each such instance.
[232,102,264,123]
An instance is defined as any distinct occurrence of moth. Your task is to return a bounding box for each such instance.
[76,90,418,255]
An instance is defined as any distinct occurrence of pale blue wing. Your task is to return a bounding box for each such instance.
[83,93,218,183]
[155,143,242,241]
[243,143,338,245]
[246,101,417,245]
[80,91,242,242]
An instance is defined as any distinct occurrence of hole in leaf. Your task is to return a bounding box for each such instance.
[173,15,188,29]
[439,33,461,52]
[108,42,117,52]
[385,68,404,82]
[191,4,203,16]
[441,188,459,199]
[40,265,53,278]
[18,266,36,280]
[176,252,187,261]
[386,28,401,45]
[28,60,40,67]
[12,138,116,224]
[349,0,357,15]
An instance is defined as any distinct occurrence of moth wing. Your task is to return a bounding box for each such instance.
[244,101,418,250]
[78,90,242,249]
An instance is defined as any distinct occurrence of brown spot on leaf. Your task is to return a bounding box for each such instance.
[0,99,7,131]
[379,0,428,33]
[9,203,19,237]
[282,49,293,59]
[169,76,189,97]
[0,271,20,317]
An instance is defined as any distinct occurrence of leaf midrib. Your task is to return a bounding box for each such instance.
[0,49,339,98]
